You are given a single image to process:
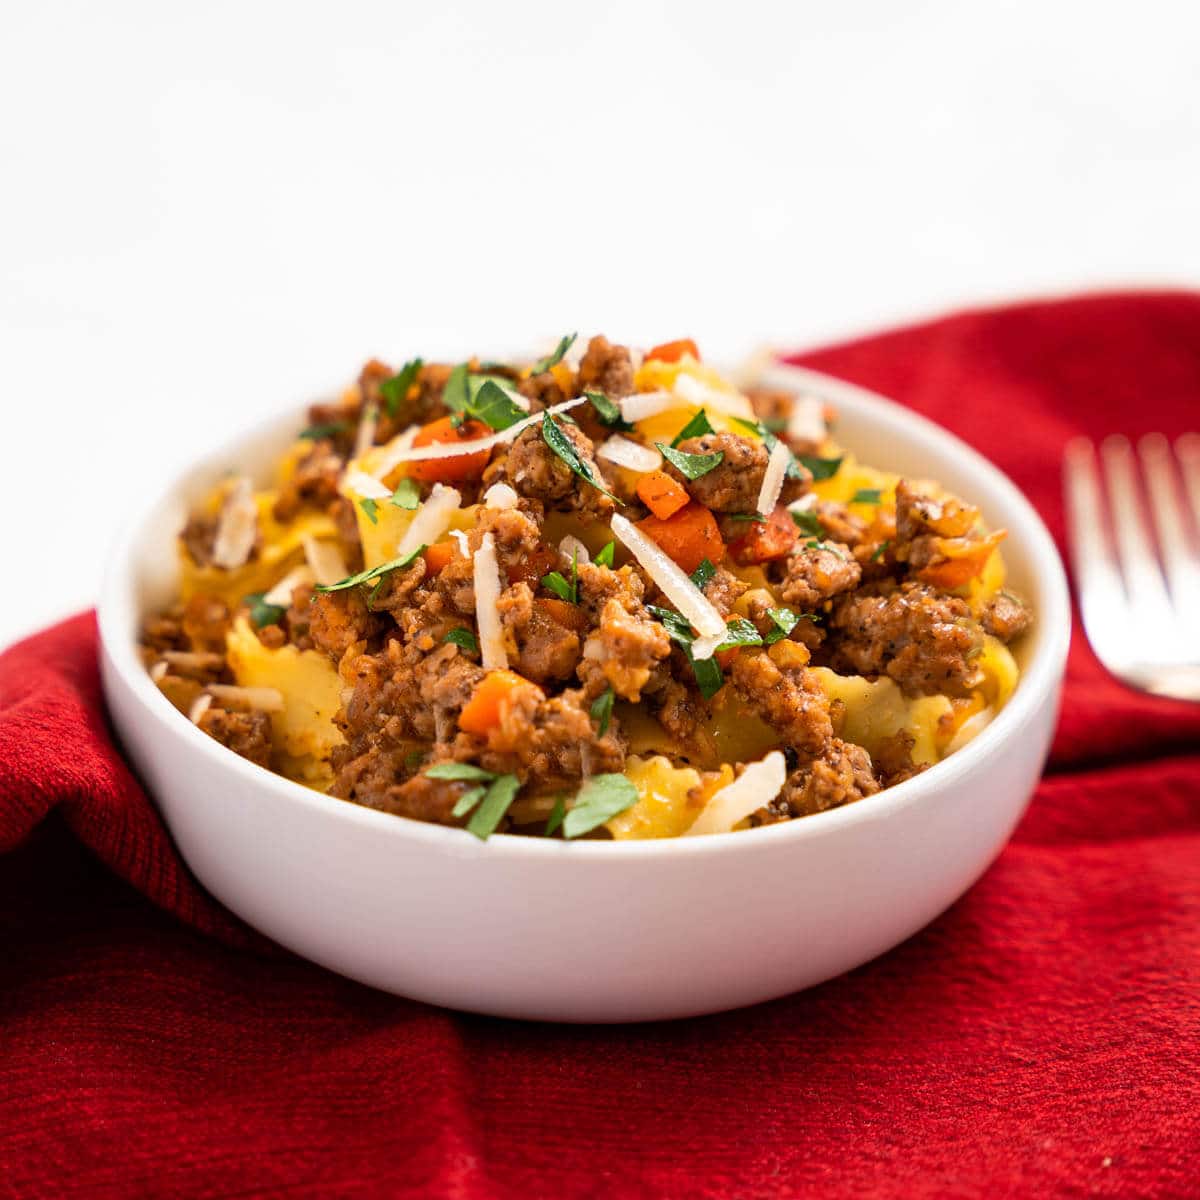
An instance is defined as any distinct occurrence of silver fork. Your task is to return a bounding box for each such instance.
[1063,433,1200,701]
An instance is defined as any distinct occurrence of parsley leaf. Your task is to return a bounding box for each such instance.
[467,377,527,430]
[542,572,575,603]
[690,557,717,589]
[585,389,633,431]
[798,454,844,481]
[359,497,379,524]
[426,763,496,782]
[544,796,566,837]
[648,604,728,699]
[594,540,615,567]
[563,773,639,839]
[530,333,577,375]
[444,627,479,655]
[689,656,725,700]
[671,408,714,447]
[728,512,766,523]
[299,420,350,441]
[452,785,487,818]
[590,687,615,737]
[657,442,724,480]
[390,478,420,510]
[790,507,823,537]
[245,592,286,629]
[467,773,521,839]
[764,607,799,645]
[541,413,620,502]
[872,540,891,562]
[804,537,849,559]
[716,617,764,650]
[442,363,470,414]
[379,358,423,416]
[314,544,427,592]
[851,487,882,504]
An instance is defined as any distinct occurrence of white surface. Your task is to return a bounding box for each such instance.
[3,0,1198,649]
[97,367,1071,1021]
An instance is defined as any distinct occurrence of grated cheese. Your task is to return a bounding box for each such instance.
[343,467,392,500]
[788,492,819,516]
[689,630,727,662]
[397,483,461,557]
[757,439,791,516]
[671,373,754,419]
[206,684,286,712]
[303,536,349,587]
[211,477,258,570]
[683,750,787,836]
[149,660,168,683]
[787,394,826,444]
[450,529,470,557]
[483,482,520,510]
[609,514,724,642]
[263,564,314,607]
[474,532,508,671]
[618,390,676,423]
[369,424,420,481]
[188,693,213,725]
[596,435,663,473]
[558,534,590,565]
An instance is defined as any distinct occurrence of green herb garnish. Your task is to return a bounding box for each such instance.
[764,607,799,645]
[452,785,487,818]
[444,627,479,655]
[715,617,764,650]
[299,420,350,441]
[804,537,849,560]
[314,544,426,593]
[851,488,882,505]
[671,409,714,447]
[467,773,521,839]
[648,605,729,699]
[690,558,717,589]
[798,454,844,482]
[594,540,615,567]
[657,442,724,480]
[544,796,567,837]
[728,512,767,523]
[871,540,891,562]
[245,592,286,628]
[790,507,823,537]
[442,363,470,414]
[359,497,379,524]
[390,478,420,510]
[530,333,577,375]
[426,762,497,782]
[467,378,527,430]
[563,773,639,839]
[541,413,620,502]
[542,572,575,603]
[590,687,615,737]
[585,390,633,431]
[379,358,423,416]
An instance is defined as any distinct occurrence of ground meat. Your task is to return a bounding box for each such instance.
[779,541,861,611]
[498,423,614,515]
[666,432,768,513]
[895,479,978,541]
[309,587,388,662]
[578,595,671,702]
[498,582,583,683]
[576,335,635,398]
[141,610,189,654]
[338,766,466,826]
[273,439,344,522]
[518,369,570,411]
[702,566,749,616]
[871,730,928,788]
[197,707,273,769]
[182,594,232,653]
[827,581,983,696]
[180,514,218,567]
[729,646,833,756]
[981,592,1032,642]
[778,738,879,817]
[815,501,867,548]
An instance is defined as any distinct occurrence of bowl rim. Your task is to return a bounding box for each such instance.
[98,363,1071,861]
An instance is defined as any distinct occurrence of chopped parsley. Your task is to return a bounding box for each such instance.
[359,497,379,524]
[541,412,620,502]
[804,537,849,560]
[690,557,717,589]
[544,796,567,837]
[715,617,765,650]
[656,442,724,480]
[590,687,615,737]
[299,420,350,441]
[426,762,497,782]
[563,773,639,839]
[452,785,488,818]
[379,357,423,416]
[764,607,800,645]
[444,627,479,655]
[530,333,577,375]
[542,547,579,604]
[425,763,521,838]
[648,604,760,699]
[790,507,823,537]
[594,540,615,567]
[245,592,286,629]
[798,454,845,481]
[851,488,883,505]
[586,389,633,431]
[871,540,891,562]
[442,363,470,414]
[314,544,427,592]
[671,408,714,447]
[466,377,527,430]
[390,478,420,510]
[728,512,767,523]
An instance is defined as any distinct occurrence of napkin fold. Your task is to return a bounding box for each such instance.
[3,292,1199,1199]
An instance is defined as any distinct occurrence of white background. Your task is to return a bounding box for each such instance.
[2,0,1198,649]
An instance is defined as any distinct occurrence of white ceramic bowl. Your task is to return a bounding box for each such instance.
[99,364,1070,1023]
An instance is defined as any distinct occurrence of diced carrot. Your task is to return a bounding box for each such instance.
[636,470,691,520]
[459,669,544,735]
[422,542,456,575]
[645,338,701,364]
[536,597,588,633]
[636,502,725,574]
[729,506,797,566]
[408,417,492,482]
[917,530,1006,590]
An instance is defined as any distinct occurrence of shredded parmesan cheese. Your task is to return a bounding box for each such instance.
[474,532,507,670]
[369,424,419,481]
[263,565,314,607]
[787,394,826,444]
[343,467,392,500]
[689,630,727,662]
[303,536,349,587]
[757,439,791,516]
[671,374,754,419]
[596,435,663,473]
[211,477,258,570]
[149,660,168,683]
[450,529,469,556]
[558,534,590,565]
[206,684,285,712]
[609,514,724,641]
[353,404,378,462]
[483,482,519,510]
[683,751,787,836]
[788,492,819,516]
[188,693,213,725]
[161,650,225,671]
[618,391,676,423]
[397,483,462,557]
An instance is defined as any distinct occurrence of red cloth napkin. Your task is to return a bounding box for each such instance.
[3,292,1199,1199]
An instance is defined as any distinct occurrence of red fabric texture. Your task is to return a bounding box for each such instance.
[2,292,1199,1198]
